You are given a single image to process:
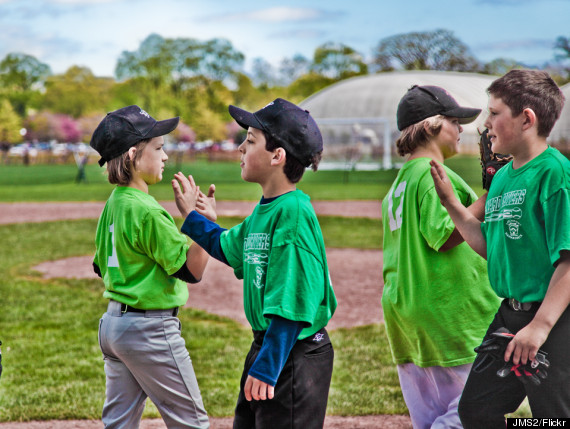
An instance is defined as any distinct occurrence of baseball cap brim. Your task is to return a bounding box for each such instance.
[229,105,264,131]
[146,117,180,138]
[444,106,481,125]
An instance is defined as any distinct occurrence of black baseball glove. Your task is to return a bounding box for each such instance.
[496,352,549,386]
[473,327,514,373]
[479,129,512,190]
[473,327,550,385]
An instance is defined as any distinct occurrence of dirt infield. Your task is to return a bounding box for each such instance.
[0,200,381,225]
[1,200,413,429]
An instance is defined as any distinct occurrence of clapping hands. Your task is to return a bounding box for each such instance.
[172,172,217,221]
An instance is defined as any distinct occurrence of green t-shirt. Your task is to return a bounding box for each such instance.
[382,158,500,367]
[93,186,190,309]
[482,147,570,302]
[220,190,337,340]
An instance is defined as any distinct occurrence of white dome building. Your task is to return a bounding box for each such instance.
[300,71,570,168]
[550,82,570,148]
[300,71,496,168]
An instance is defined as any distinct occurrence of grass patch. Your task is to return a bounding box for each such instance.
[0,156,484,202]
[0,217,392,421]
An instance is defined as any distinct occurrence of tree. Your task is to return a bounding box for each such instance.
[0,53,51,116]
[279,54,310,85]
[114,34,245,122]
[115,34,245,88]
[482,58,523,76]
[555,36,570,61]
[311,42,368,80]
[554,36,570,78]
[287,72,336,100]
[251,57,278,89]
[24,112,79,143]
[373,29,480,72]
[43,66,114,118]
[197,38,246,83]
[0,99,23,144]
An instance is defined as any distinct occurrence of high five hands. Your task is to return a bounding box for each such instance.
[172,172,216,221]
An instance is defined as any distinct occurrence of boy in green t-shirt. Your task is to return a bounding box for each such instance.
[431,70,570,425]
[173,98,337,429]
[90,105,211,428]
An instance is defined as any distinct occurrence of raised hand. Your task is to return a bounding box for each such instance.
[172,172,200,218]
[197,184,217,222]
[429,160,456,207]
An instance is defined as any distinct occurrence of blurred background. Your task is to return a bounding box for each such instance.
[1,0,570,170]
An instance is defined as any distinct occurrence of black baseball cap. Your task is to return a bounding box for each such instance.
[90,105,179,166]
[228,98,323,167]
[396,85,481,131]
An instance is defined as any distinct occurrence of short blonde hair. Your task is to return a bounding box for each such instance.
[106,140,149,185]
[395,115,445,157]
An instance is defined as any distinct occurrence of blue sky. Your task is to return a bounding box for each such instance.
[0,0,569,78]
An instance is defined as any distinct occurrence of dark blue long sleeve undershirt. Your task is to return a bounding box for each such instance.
[181,211,229,265]
[180,192,303,386]
[249,315,304,386]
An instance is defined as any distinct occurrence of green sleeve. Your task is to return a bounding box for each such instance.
[220,220,249,279]
[543,188,570,265]
[136,209,189,275]
[263,244,324,326]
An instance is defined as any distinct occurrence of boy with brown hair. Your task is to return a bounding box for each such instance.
[430,69,570,426]
[173,98,337,429]
[90,105,211,428]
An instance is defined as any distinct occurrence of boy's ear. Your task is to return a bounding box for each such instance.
[423,121,435,136]
[270,147,287,166]
[521,108,537,131]
[127,146,137,161]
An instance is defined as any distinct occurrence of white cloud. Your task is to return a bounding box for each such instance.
[209,7,340,23]
[46,0,115,3]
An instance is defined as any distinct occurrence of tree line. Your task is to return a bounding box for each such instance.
[1,29,569,146]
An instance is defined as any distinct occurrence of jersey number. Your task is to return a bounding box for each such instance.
[387,181,406,232]
[108,223,119,268]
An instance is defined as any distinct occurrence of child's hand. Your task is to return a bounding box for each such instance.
[244,375,274,401]
[197,184,217,222]
[430,160,456,207]
[504,321,549,366]
[172,172,200,218]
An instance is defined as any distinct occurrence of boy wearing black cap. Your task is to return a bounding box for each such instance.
[382,86,499,428]
[173,98,337,429]
[90,105,210,428]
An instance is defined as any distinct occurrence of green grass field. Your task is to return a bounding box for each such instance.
[0,157,531,421]
[0,156,485,202]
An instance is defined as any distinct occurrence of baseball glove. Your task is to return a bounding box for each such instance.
[479,129,512,190]
[496,353,549,386]
[473,327,550,385]
[473,327,514,373]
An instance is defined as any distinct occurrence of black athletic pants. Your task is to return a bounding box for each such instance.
[233,327,334,429]
[459,299,570,428]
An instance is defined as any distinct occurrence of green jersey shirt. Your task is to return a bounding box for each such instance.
[482,147,570,302]
[94,187,190,309]
[220,190,337,340]
[382,158,499,367]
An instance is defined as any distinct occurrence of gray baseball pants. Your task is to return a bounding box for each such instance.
[98,300,209,428]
